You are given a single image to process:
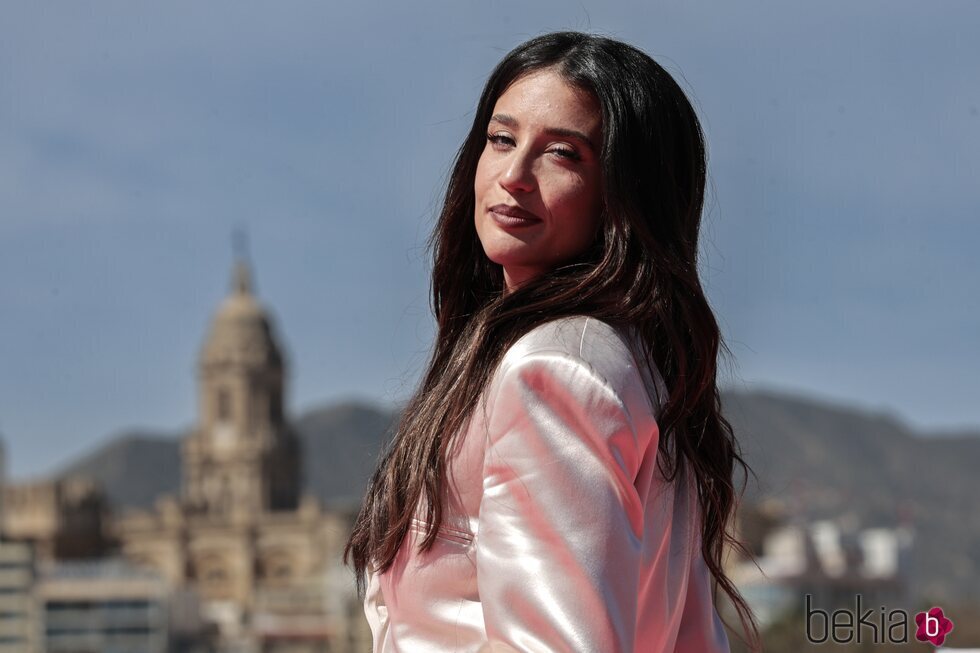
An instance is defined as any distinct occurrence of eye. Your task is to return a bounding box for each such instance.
[550,146,581,161]
[486,132,582,162]
[487,132,514,148]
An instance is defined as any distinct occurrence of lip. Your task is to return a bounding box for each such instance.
[488,204,541,228]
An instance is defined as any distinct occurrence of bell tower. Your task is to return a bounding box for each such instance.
[182,254,300,518]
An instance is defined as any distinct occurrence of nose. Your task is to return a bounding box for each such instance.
[498,149,535,194]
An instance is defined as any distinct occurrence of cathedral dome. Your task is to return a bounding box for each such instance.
[202,260,283,368]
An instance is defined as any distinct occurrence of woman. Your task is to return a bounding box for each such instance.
[345,31,760,653]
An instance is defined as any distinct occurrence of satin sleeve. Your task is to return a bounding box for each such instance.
[363,567,391,653]
[476,349,652,653]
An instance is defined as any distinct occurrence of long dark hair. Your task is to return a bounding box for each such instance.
[345,30,760,651]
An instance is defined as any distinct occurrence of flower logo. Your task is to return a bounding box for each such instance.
[915,606,954,646]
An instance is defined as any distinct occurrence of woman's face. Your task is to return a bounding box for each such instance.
[473,68,604,292]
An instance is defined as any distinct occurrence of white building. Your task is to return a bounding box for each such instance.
[730,515,915,629]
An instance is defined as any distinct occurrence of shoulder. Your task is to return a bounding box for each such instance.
[497,316,665,415]
[501,316,628,374]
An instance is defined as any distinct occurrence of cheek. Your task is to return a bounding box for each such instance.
[546,178,598,222]
[543,177,602,248]
[473,152,492,199]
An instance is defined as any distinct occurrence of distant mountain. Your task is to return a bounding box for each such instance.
[56,431,182,510]
[49,390,980,601]
[293,399,397,509]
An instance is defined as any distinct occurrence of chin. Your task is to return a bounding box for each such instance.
[478,230,554,270]
[483,248,538,269]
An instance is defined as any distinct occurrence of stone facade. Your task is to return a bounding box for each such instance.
[1,478,107,560]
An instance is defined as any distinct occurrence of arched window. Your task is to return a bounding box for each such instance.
[269,394,282,422]
[257,550,294,585]
[191,554,232,598]
[216,388,231,421]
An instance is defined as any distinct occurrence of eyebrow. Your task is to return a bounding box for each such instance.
[489,113,597,152]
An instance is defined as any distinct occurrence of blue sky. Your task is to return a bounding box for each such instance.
[1,1,977,479]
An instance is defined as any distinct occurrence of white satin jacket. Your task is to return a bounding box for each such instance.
[364,316,732,652]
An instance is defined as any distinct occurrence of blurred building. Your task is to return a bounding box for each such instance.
[728,499,915,628]
[1,478,108,560]
[0,437,39,652]
[112,258,359,652]
[0,539,37,652]
[36,558,171,653]
[1,258,368,652]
